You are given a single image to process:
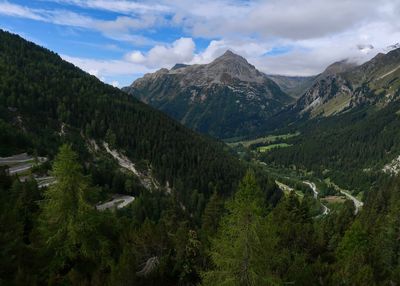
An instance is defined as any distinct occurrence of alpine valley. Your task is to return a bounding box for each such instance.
[2,24,400,286]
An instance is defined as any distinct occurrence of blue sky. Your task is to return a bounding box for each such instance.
[1,0,400,87]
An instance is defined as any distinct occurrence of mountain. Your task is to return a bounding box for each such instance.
[294,49,400,117]
[266,74,316,99]
[261,48,400,192]
[123,50,292,139]
[0,30,244,196]
[1,30,293,286]
[4,29,400,286]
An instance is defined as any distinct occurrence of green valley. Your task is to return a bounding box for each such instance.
[1,4,400,284]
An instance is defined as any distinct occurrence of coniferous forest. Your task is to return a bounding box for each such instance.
[1,24,400,286]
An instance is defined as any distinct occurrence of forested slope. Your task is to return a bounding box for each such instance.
[0,29,252,285]
[262,103,400,192]
[2,29,400,286]
[0,30,243,196]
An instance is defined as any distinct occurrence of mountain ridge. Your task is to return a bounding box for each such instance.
[124,50,292,139]
[293,47,400,117]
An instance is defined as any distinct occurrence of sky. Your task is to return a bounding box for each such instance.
[1,0,400,87]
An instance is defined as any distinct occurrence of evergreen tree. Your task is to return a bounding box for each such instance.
[39,144,110,282]
[202,170,279,286]
[201,191,224,239]
[334,220,374,285]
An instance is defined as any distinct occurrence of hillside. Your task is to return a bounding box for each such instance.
[2,29,400,286]
[294,49,400,117]
[123,50,292,139]
[0,30,243,197]
[259,49,400,192]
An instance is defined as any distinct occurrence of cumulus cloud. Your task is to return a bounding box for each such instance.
[126,37,195,68]
[191,39,269,64]
[168,0,400,41]
[251,21,400,76]
[4,0,400,79]
[62,54,154,78]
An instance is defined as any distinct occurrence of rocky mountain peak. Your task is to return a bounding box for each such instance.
[204,50,265,84]
[210,50,251,67]
[222,49,235,56]
[123,49,291,138]
[219,50,244,60]
[171,63,189,70]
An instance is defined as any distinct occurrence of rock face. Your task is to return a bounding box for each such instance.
[123,50,292,139]
[294,48,400,117]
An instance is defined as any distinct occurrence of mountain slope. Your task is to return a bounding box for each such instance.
[260,50,400,192]
[267,74,316,99]
[294,49,400,117]
[123,51,292,139]
[0,30,243,196]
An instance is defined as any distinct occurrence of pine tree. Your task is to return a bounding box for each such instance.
[334,220,374,285]
[202,170,279,286]
[201,191,224,239]
[39,144,108,278]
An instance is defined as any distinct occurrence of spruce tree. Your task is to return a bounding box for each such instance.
[39,144,107,278]
[202,170,279,286]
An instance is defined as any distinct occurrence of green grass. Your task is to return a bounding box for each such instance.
[258,143,291,153]
[310,93,352,117]
[227,132,299,148]
[275,180,304,200]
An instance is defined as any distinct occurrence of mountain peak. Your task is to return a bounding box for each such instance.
[222,49,236,56]
[217,50,246,61]
[171,63,189,70]
[209,50,252,70]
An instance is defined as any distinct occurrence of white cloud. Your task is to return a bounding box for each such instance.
[0,1,158,45]
[125,16,400,77]
[126,51,146,63]
[126,37,195,68]
[128,0,400,75]
[62,54,154,78]
[167,0,400,41]
[111,80,120,87]
[250,21,400,76]
[191,39,269,64]
[0,1,45,20]
[51,0,170,14]
[4,0,400,77]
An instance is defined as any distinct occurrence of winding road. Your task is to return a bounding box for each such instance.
[303,181,330,215]
[1,153,55,188]
[1,153,48,175]
[330,183,364,214]
[276,180,330,216]
[306,181,363,214]
[96,195,135,211]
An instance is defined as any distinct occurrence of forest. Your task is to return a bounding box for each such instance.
[262,104,400,193]
[1,30,400,285]
[0,30,243,198]
[2,145,400,285]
